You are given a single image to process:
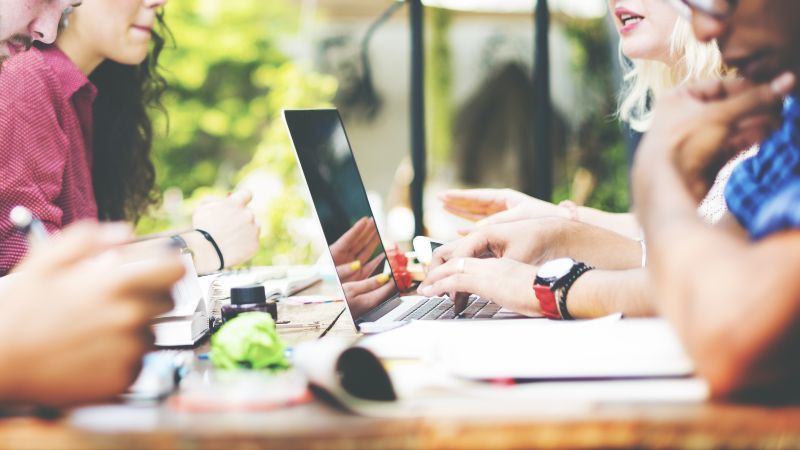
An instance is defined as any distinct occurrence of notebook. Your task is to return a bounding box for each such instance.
[152,253,209,347]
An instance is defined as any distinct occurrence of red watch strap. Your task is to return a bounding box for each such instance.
[534,284,561,320]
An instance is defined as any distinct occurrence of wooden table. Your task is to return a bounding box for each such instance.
[2,279,800,450]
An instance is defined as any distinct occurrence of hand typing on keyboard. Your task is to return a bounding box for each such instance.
[395,295,501,321]
[417,257,542,317]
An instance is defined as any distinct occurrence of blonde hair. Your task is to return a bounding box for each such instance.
[618,19,724,132]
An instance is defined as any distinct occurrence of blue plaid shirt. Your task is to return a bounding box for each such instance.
[725,97,800,240]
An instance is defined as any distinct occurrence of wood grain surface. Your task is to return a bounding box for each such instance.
[2,278,800,450]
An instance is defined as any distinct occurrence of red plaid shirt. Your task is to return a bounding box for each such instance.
[0,46,98,275]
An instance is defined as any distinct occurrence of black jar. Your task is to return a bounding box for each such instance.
[221,285,278,323]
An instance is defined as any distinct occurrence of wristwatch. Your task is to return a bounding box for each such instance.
[170,234,194,260]
[533,257,593,320]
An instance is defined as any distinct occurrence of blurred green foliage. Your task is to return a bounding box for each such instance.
[140,0,338,265]
[560,16,629,213]
[427,7,454,167]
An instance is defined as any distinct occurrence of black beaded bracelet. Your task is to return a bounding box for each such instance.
[553,262,593,321]
[195,229,224,271]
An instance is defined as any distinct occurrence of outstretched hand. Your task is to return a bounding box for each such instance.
[329,217,381,269]
[438,189,534,222]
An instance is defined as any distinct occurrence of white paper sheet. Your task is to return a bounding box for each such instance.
[360,318,694,380]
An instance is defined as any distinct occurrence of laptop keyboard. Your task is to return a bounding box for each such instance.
[396,295,501,321]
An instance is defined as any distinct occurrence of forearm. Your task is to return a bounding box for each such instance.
[575,208,642,240]
[558,221,642,270]
[130,231,219,275]
[181,231,222,275]
[634,158,800,397]
[566,269,656,319]
[633,157,732,332]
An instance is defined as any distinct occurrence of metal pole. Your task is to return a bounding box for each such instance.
[531,0,553,200]
[410,0,426,237]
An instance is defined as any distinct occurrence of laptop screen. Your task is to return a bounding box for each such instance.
[284,109,401,321]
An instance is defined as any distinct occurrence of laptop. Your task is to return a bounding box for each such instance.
[284,109,518,330]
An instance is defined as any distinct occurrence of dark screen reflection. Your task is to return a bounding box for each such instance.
[286,109,399,318]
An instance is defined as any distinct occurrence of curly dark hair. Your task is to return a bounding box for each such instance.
[89,13,170,223]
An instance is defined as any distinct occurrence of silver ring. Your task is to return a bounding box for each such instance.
[457,258,465,274]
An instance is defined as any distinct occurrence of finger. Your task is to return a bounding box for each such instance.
[419,273,480,300]
[355,231,381,263]
[110,255,186,296]
[438,189,491,206]
[25,222,132,273]
[339,217,371,249]
[443,233,493,262]
[429,239,459,271]
[350,221,377,256]
[420,257,484,290]
[139,292,175,318]
[735,113,782,133]
[107,291,176,328]
[456,227,475,236]
[721,111,782,157]
[452,291,470,315]
[713,73,795,124]
[727,124,775,153]
[476,207,532,227]
[440,189,509,215]
[199,195,224,206]
[438,189,475,202]
[243,209,256,225]
[443,205,488,222]
[440,189,501,205]
[229,189,254,207]
[336,260,363,280]
[347,273,393,296]
[360,254,385,277]
[687,77,751,102]
[441,198,492,213]
[428,234,488,271]
[356,280,398,311]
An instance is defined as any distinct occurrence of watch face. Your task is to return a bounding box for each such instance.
[537,258,576,282]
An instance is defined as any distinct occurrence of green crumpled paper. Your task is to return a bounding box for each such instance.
[211,312,291,372]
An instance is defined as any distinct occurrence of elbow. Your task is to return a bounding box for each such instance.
[695,351,752,399]
[679,291,765,399]
[689,322,800,401]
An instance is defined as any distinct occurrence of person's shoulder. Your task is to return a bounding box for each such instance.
[0,47,60,108]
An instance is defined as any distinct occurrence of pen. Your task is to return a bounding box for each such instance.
[294,299,343,305]
[276,321,323,331]
[9,206,49,245]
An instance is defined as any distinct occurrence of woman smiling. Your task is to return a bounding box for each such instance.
[0,0,260,275]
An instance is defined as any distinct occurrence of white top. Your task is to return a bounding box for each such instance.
[697,147,759,224]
